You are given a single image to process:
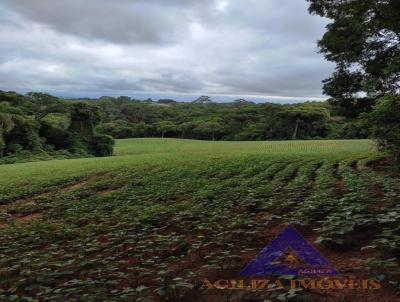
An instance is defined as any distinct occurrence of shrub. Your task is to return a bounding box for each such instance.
[5,117,43,153]
[39,121,73,150]
[5,143,23,155]
[363,94,400,165]
[90,134,115,157]
[0,130,4,157]
[68,147,90,157]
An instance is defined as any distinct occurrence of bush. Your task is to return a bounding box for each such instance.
[5,143,23,155]
[39,121,73,150]
[5,117,43,153]
[54,149,72,158]
[363,94,400,165]
[0,130,4,157]
[68,147,90,157]
[90,134,115,157]
[327,120,370,139]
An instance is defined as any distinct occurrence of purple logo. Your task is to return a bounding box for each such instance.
[240,225,338,276]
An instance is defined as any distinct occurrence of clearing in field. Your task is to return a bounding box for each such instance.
[0,138,399,301]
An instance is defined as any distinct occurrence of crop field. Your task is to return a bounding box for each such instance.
[0,138,399,301]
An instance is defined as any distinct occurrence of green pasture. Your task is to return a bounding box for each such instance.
[0,138,376,203]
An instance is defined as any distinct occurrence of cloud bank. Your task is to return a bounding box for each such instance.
[0,0,334,100]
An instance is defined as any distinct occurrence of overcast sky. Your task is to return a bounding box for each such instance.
[0,0,334,102]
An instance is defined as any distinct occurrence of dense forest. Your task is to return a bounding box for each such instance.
[94,96,353,141]
[0,91,114,164]
[0,91,373,164]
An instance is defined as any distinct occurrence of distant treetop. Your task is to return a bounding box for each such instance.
[233,99,254,104]
[193,96,213,104]
[158,99,177,104]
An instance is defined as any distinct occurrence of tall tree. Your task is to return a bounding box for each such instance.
[68,103,114,156]
[363,94,400,165]
[155,121,176,138]
[307,0,400,116]
[68,103,101,150]
[193,119,225,141]
[0,112,15,133]
[26,92,62,121]
[178,122,194,139]
[0,111,15,156]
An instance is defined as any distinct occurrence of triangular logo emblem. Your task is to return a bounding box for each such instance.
[240,225,338,276]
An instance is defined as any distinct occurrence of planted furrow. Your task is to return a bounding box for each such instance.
[275,160,323,212]
[251,159,304,210]
[314,159,379,247]
[350,165,400,257]
[287,160,338,225]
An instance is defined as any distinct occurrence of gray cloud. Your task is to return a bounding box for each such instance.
[138,73,205,93]
[1,0,216,45]
[0,0,334,100]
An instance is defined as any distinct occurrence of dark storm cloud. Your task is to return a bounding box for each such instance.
[0,0,334,99]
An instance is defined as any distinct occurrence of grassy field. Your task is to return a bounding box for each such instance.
[0,138,399,301]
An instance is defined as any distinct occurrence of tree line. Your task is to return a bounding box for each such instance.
[0,91,114,164]
[93,96,362,141]
[0,89,397,164]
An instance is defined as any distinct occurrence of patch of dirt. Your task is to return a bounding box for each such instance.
[368,156,394,170]
[68,181,88,190]
[13,212,42,223]
[4,174,102,209]
[369,157,400,179]
[371,185,388,207]
[97,188,120,196]
[59,180,89,192]
[333,162,345,198]
[310,162,324,183]
[0,174,108,227]
[350,160,359,174]
[372,184,385,199]
[59,174,110,193]
[335,180,345,198]
[285,166,300,183]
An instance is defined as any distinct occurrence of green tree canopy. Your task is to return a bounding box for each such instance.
[26,92,63,121]
[363,95,400,164]
[155,121,177,138]
[193,119,225,141]
[307,0,400,116]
